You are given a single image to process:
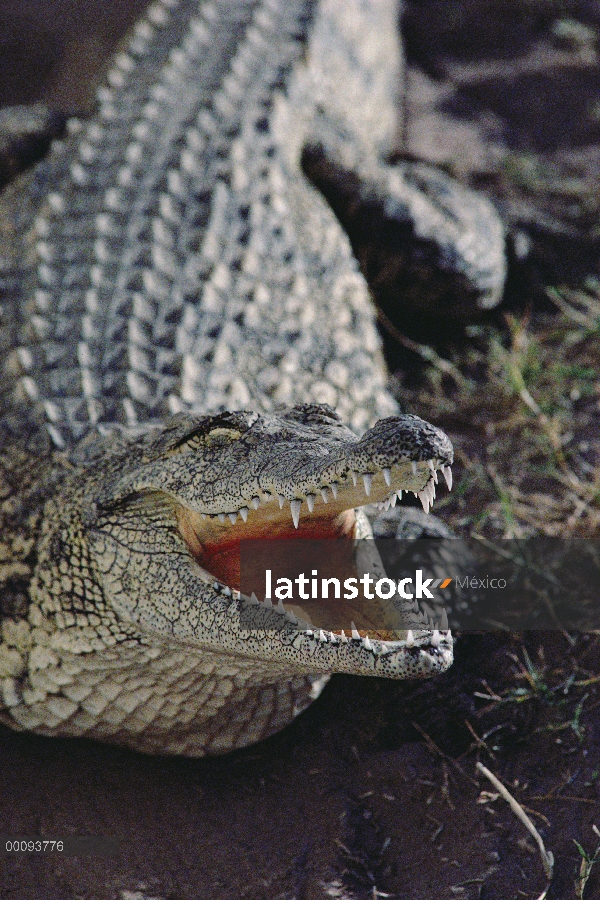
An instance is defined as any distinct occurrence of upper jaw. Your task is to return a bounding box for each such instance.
[175,410,453,525]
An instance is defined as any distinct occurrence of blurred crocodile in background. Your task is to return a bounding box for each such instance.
[0,0,505,756]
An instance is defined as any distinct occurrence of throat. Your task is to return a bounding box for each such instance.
[178,505,357,592]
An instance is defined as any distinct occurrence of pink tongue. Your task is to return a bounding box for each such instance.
[198,519,355,591]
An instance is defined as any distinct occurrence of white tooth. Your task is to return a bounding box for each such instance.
[428,459,435,472]
[390,492,397,507]
[277,598,285,614]
[396,490,402,500]
[251,496,260,510]
[318,629,327,643]
[248,592,259,605]
[286,609,298,625]
[340,630,348,643]
[290,499,301,529]
[223,586,232,597]
[440,609,449,631]
[218,513,226,523]
[330,483,338,499]
[431,630,440,648]
[306,493,316,513]
[278,494,285,508]
[363,635,372,651]
[442,465,453,491]
[320,487,329,503]
[263,597,272,609]
[351,622,360,640]
[201,513,207,519]
[228,512,237,524]
[418,491,430,514]
[363,473,373,496]
[411,461,418,476]
[382,467,391,486]
[426,481,435,504]
[239,506,248,522]
[432,469,438,484]
[406,630,414,648]
[350,470,358,486]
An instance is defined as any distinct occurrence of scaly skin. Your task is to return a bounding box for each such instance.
[0,0,503,755]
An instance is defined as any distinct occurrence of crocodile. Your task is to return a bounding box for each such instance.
[0,0,505,756]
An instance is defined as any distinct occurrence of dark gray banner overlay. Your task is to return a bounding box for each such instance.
[239,539,600,631]
[1,836,120,856]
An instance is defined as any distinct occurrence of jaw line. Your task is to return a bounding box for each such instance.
[173,456,453,656]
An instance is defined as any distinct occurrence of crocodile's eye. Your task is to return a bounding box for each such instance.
[176,427,244,451]
[202,427,244,445]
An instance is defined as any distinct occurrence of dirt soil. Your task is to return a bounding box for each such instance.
[0,2,599,899]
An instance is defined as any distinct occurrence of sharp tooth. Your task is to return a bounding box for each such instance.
[411,461,418,476]
[278,494,285,508]
[228,512,237,524]
[351,622,360,640]
[390,492,397,507]
[440,609,449,631]
[363,473,373,496]
[277,598,285,614]
[428,459,435,472]
[318,629,327,643]
[340,630,348,643]
[263,597,272,609]
[431,630,440,648]
[306,493,316,513]
[382,467,391,486]
[432,469,438,484]
[286,609,298,625]
[218,513,226,523]
[239,506,248,522]
[396,490,402,500]
[320,487,329,503]
[350,470,358,486]
[418,491,430,514]
[363,635,372,651]
[213,582,221,592]
[406,630,414,648]
[247,592,260,606]
[442,465,453,491]
[290,499,302,528]
[251,496,260,510]
[223,586,232,597]
[330,483,338,499]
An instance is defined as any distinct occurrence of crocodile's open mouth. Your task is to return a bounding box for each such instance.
[177,454,453,639]
[94,407,455,674]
